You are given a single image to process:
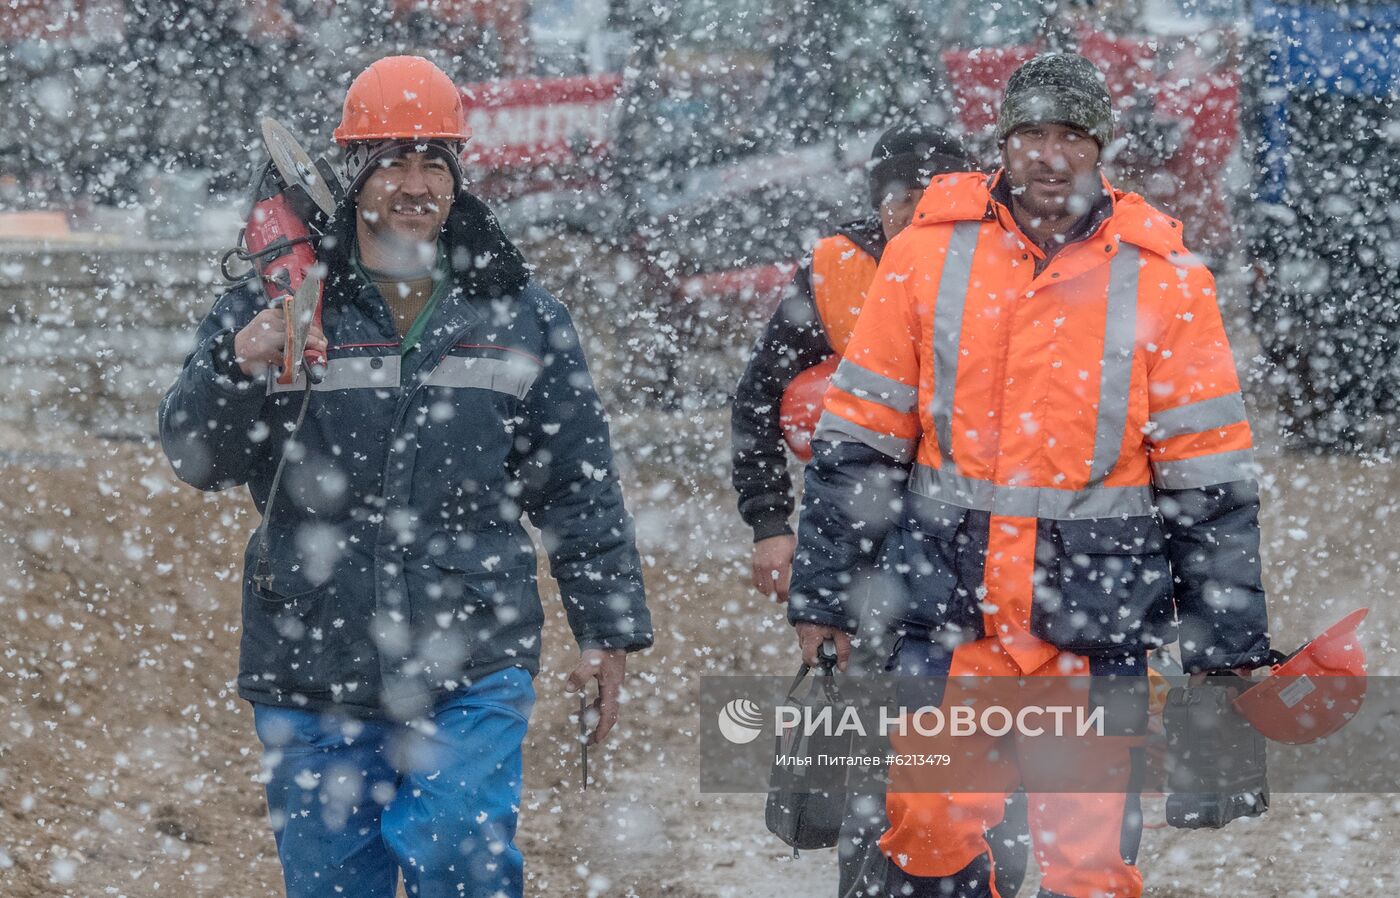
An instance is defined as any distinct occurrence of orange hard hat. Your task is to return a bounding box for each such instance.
[780,356,840,462]
[333,56,470,145]
[1233,608,1368,745]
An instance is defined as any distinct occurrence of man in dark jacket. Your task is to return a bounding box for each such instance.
[731,123,975,603]
[159,56,651,898]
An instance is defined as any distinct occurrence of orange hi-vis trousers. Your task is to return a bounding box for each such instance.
[881,635,1146,898]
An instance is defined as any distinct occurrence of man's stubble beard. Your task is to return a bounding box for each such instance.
[1008,169,1100,226]
[359,208,448,269]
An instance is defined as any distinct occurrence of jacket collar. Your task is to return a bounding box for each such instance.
[911,169,1190,261]
[911,171,998,226]
[835,215,888,262]
[437,192,532,300]
[1097,189,1190,260]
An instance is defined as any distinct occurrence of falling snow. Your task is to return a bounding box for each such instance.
[2,1,1399,897]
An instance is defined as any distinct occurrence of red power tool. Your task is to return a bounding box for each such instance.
[225,118,342,385]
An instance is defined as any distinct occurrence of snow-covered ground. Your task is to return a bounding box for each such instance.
[1,232,1397,897]
[2,401,1398,897]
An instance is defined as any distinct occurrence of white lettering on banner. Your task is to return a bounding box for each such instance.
[880,705,908,736]
[1016,706,1046,737]
[834,705,866,737]
[1078,706,1106,737]
[773,754,811,766]
[466,101,612,152]
[950,706,977,736]
[911,707,944,736]
[773,704,871,738]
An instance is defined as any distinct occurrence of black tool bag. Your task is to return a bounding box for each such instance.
[1163,677,1269,828]
[765,656,851,852]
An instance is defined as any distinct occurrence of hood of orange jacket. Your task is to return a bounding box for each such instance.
[912,169,1190,262]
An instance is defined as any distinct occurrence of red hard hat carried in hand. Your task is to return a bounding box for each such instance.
[1233,608,1368,745]
[334,56,471,145]
[780,356,839,462]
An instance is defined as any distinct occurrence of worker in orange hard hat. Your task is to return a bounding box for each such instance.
[788,53,1272,897]
[335,55,470,195]
[160,55,652,898]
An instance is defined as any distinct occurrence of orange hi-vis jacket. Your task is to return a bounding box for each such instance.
[790,171,1270,674]
[731,218,886,541]
[810,232,880,354]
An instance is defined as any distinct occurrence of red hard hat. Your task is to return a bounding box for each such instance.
[1233,608,1368,745]
[334,56,471,145]
[780,356,839,462]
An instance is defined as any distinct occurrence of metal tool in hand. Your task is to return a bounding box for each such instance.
[258,117,336,384]
[284,272,322,382]
[261,117,337,218]
[246,116,342,591]
[578,691,590,791]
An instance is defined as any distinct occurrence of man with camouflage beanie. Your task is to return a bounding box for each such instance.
[789,52,1269,898]
[993,51,1117,262]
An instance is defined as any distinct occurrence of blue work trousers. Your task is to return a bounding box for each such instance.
[252,667,535,898]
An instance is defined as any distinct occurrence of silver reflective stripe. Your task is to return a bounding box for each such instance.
[1088,244,1141,483]
[814,411,916,463]
[929,221,982,464]
[422,355,540,399]
[831,359,918,413]
[1148,392,1248,441]
[909,463,1154,520]
[1151,448,1260,490]
[268,355,400,394]
[903,490,968,530]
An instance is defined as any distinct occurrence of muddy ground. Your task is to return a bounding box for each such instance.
[2,240,1399,897]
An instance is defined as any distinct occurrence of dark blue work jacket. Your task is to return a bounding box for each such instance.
[160,194,652,718]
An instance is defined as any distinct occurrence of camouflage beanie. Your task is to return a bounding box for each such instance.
[995,53,1114,148]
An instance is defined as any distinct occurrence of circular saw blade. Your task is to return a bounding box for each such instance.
[261,117,336,217]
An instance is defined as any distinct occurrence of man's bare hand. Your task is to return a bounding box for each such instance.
[233,306,327,377]
[794,622,851,672]
[564,648,627,745]
[751,534,797,603]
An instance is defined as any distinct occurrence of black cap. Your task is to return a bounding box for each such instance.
[869,123,975,209]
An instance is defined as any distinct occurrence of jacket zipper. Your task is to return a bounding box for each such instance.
[373,290,484,687]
